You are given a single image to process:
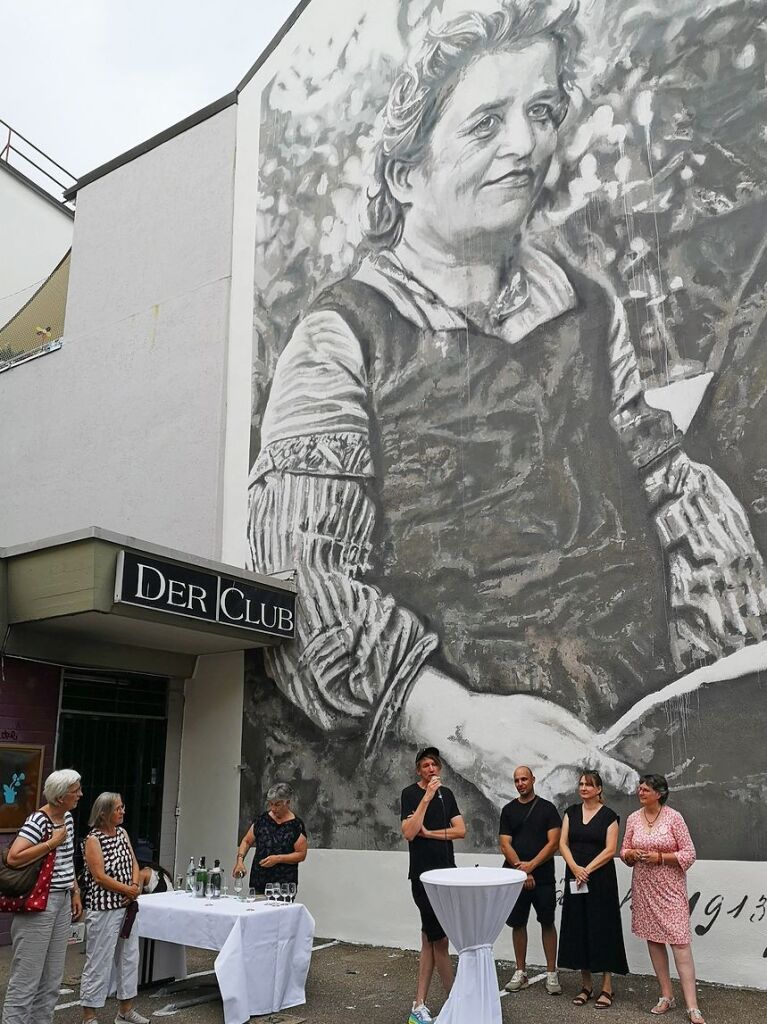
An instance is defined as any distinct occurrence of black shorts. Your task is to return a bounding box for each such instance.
[507,882,556,928]
[411,878,446,942]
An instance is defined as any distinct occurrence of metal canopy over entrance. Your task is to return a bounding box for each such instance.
[0,527,296,677]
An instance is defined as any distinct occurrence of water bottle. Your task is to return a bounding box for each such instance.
[209,859,222,898]
[186,856,196,894]
[195,856,208,897]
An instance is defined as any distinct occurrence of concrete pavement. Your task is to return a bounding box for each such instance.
[0,936,765,1023]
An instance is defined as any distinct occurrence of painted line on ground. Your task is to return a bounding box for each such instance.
[499,972,548,998]
[312,939,341,952]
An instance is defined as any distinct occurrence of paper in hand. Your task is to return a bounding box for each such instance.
[570,880,589,894]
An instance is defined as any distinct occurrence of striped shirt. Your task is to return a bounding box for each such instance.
[83,827,134,911]
[18,811,75,891]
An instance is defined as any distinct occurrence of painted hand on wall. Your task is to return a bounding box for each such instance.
[643,451,767,670]
[402,669,639,805]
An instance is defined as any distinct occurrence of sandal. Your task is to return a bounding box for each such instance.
[572,988,592,1006]
[651,996,677,1014]
[595,990,613,1009]
[687,1010,706,1024]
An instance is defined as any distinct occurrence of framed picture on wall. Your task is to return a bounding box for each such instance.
[0,744,44,832]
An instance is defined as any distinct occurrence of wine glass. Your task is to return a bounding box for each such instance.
[221,881,229,899]
[233,875,243,899]
[204,882,213,906]
[264,882,274,904]
[280,883,290,905]
[246,887,257,910]
[288,882,297,904]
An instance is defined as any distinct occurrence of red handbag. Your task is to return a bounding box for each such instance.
[0,848,57,913]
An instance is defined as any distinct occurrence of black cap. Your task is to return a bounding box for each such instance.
[415,746,441,766]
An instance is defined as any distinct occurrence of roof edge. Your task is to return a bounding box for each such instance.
[236,0,314,93]
[63,90,238,200]
[63,1,316,200]
[0,525,296,593]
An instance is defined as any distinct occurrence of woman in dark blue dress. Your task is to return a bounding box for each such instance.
[558,770,628,1008]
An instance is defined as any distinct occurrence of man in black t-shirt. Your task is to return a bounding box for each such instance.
[499,765,562,996]
[401,747,466,1024]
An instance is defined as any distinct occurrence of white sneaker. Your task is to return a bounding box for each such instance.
[115,1011,150,1024]
[505,969,528,991]
[545,971,562,995]
[408,1003,433,1024]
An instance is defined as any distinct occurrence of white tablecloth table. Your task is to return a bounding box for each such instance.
[421,866,526,1024]
[136,891,315,1024]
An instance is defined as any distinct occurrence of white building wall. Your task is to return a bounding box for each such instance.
[299,851,767,990]
[0,104,246,891]
[0,106,237,558]
[158,677,185,872]
[175,652,245,878]
[0,164,73,328]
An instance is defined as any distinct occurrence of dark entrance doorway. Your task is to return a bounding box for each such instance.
[56,669,169,861]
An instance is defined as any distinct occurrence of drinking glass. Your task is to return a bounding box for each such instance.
[246,887,257,909]
[221,881,229,899]
[264,883,275,904]
[233,876,243,899]
[176,876,185,892]
[280,883,290,905]
[204,882,213,906]
[288,882,297,904]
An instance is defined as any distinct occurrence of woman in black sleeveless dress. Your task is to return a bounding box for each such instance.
[558,770,628,1008]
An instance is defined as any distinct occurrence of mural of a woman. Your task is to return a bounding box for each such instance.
[247,1,767,822]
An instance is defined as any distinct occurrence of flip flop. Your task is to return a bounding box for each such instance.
[572,988,593,1006]
[595,990,614,1009]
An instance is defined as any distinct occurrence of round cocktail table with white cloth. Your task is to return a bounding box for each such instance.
[421,866,526,1024]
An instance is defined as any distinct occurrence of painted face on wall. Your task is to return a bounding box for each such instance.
[406,40,561,255]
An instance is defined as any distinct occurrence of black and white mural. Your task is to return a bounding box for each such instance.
[243,0,767,859]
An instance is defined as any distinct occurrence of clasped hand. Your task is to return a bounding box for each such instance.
[624,848,659,866]
[573,865,590,885]
[122,882,140,905]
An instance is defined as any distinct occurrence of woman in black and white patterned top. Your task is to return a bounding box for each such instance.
[79,793,147,1024]
[1,769,83,1024]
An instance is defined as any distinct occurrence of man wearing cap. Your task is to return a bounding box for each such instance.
[401,747,466,1024]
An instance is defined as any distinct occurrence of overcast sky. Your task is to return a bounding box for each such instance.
[1,0,300,181]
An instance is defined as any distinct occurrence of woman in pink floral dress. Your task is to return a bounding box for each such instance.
[621,774,704,1024]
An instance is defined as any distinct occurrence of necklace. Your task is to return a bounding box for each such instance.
[642,807,662,829]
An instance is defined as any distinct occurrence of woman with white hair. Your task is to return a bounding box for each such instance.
[232,783,308,894]
[79,792,147,1024]
[1,768,83,1024]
